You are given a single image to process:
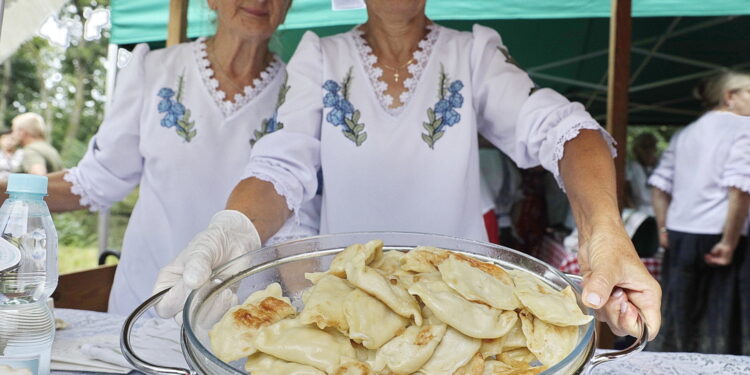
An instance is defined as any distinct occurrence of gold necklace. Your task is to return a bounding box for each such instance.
[380,58,415,83]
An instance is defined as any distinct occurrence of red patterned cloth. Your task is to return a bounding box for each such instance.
[534,235,662,281]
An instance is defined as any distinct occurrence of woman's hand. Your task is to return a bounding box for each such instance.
[704,240,735,266]
[153,210,261,318]
[577,223,662,341]
[658,230,669,249]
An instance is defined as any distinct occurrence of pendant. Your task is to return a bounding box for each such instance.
[394,73,400,83]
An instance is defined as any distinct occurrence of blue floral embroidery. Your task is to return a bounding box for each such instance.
[421,64,464,148]
[157,73,196,142]
[251,73,290,146]
[323,67,367,146]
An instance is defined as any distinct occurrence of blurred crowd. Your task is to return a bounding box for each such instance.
[0,112,63,180]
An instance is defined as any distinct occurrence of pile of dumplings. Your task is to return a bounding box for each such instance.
[209,240,593,375]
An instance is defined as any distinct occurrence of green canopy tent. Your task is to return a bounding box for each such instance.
[109,0,750,126]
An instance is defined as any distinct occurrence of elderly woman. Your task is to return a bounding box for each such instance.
[649,70,750,354]
[3,0,319,316]
[156,0,661,339]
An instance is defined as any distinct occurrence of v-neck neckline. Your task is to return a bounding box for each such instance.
[192,37,283,119]
[350,24,441,119]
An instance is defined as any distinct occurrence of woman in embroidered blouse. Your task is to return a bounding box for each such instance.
[0,0,319,316]
[649,71,750,354]
[156,0,661,339]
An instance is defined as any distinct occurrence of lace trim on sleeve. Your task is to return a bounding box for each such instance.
[720,175,750,194]
[63,168,109,212]
[648,174,673,194]
[192,37,284,117]
[243,159,307,226]
[351,24,440,116]
[551,122,618,189]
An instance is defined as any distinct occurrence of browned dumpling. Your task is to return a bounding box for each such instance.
[401,246,450,273]
[408,278,517,339]
[299,274,354,332]
[481,359,545,375]
[345,250,422,325]
[452,352,485,375]
[331,359,376,375]
[255,319,357,373]
[510,270,592,327]
[244,353,325,375]
[373,324,447,374]
[480,319,526,358]
[208,283,295,362]
[518,310,578,367]
[344,289,409,349]
[419,327,481,375]
[370,250,406,276]
[329,240,383,277]
[438,254,521,311]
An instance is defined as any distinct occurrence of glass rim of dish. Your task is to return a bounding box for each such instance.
[182,231,596,375]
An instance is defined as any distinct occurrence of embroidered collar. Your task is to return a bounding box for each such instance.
[192,37,284,117]
[351,23,440,116]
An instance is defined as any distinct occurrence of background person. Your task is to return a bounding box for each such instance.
[0,0,319,316]
[0,128,23,180]
[626,132,659,216]
[649,70,750,354]
[10,112,62,175]
[154,0,661,340]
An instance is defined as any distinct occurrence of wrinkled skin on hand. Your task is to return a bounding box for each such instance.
[577,223,661,341]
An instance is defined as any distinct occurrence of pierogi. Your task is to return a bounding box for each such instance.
[210,241,593,375]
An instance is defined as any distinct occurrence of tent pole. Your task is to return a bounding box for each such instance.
[602,0,632,350]
[167,0,188,47]
[606,0,631,213]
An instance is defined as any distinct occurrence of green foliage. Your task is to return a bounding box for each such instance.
[54,211,98,248]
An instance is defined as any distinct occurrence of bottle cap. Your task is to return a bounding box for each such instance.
[7,173,48,195]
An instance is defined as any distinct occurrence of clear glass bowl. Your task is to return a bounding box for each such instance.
[123,232,645,375]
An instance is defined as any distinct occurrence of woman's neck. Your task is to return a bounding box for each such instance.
[362,14,429,65]
[208,27,271,94]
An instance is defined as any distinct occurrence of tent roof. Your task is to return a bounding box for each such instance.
[109,1,750,125]
[111,0,750,44]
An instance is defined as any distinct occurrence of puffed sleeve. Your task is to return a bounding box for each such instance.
[470,25,616,187]
[647,131,679,194]
[720,129,750,193]
[242,31,322,218]
[64,44,149,211]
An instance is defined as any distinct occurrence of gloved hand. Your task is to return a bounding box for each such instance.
[153,210,261,318]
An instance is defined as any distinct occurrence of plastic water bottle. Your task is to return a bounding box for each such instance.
[0,174,58,375]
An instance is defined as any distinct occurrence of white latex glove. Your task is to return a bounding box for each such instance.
[153,210,261,318]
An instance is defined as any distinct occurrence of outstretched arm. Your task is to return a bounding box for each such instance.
[0,171,86,212]
[226,177,292,243]
[560,129,661,341]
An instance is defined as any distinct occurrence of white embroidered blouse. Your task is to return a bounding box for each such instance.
[649,111,750,235]
[65,39,320,315]
[245,23,615,242]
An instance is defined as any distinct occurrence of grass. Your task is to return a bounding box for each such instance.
[58,245,118,275]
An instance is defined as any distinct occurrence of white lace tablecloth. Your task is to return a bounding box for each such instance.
[50,308,750,375]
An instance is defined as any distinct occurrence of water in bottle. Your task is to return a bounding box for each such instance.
[0,174,58,375]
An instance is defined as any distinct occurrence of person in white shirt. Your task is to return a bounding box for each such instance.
[0,128,23,180]
[154,0,661,340]
[625,132,658,216]
[649,70,750,354]
[0,0,319,316]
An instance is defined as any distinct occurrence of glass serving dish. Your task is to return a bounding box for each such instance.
[122,232,646,375]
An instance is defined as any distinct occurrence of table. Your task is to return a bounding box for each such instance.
[535,235,663,280]
[50,309,750,375]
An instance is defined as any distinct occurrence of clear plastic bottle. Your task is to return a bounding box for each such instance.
[0,174,58,375]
